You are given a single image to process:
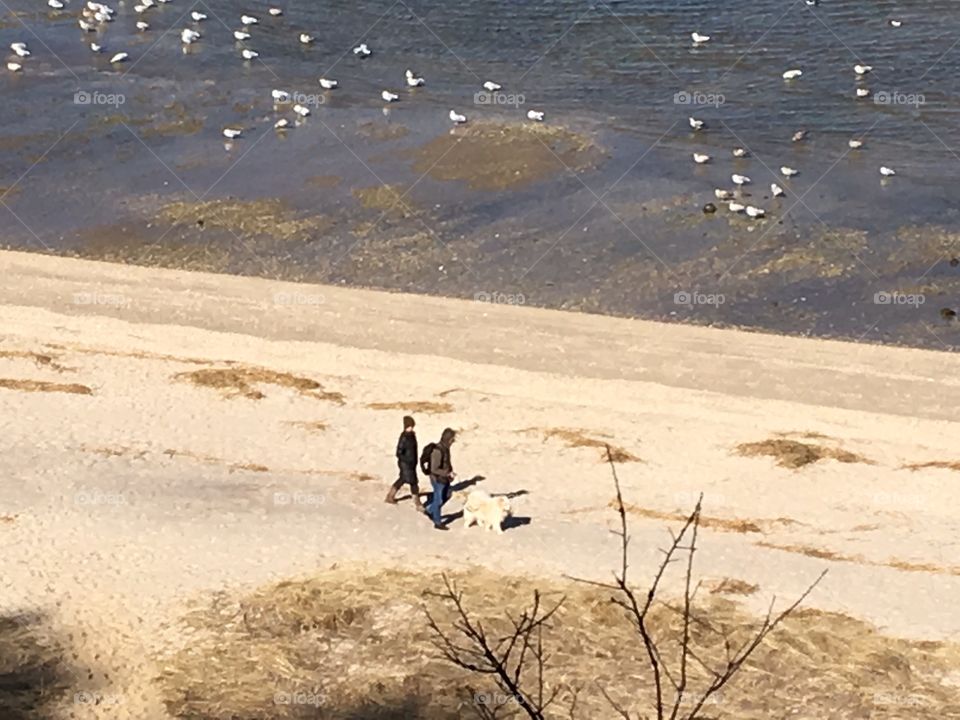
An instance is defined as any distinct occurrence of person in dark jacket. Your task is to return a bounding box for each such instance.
[427,428,457,530]
[385,416,422,510]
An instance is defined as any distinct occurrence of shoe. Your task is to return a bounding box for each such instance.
[384,486,398,504]
[433,523,448,531]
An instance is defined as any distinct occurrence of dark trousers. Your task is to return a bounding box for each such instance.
[391,463,420,500]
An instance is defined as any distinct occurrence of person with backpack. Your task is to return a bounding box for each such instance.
[423,428,457,531]
[384,415,422,510]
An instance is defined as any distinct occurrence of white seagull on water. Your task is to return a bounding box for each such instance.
[691,32,710,44]
[848,139,864,149]
[233,30,251,40]
[381,90,398,102]
[299,33,314,44]
[692,152,710,164]
[732,174,751,186]
[271,89,290,102]
[181,28,201,44]
[449,109,466,124]
[482,80,501,92]
[191,11,207,22]
[10,42,30,57]
[782,69,802,80]
[856,87,870,98]
[274,118,290,129]
[269,7,283,16]
[714,189,733,200]
[527,109,545,121]
[728,201,745,213]
[780,166,799,177]
[771,183,785,197]
[854,64,872,75]
[405,69,424,87]
[89,42,102,53]
[732,147,748,158]
[48,0,65,8]
[880,166,896,177]
[7,61,22,72]
[241,49,259,60]
[689,116,705,131]
[746,206,765,218]
[109,52,128,63]
[353,43,371,57]
[293,104,310,117]
[222,128,242,139]
[319,77,338,89]
[241,14,259,25]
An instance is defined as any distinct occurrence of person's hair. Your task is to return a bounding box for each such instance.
[403,415,416,429]
[440,428,456,443]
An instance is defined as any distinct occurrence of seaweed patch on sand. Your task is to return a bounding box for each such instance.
[410,121,603,191]
[155,198,332,242]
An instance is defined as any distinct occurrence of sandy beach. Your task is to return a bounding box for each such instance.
[1,249,960,718]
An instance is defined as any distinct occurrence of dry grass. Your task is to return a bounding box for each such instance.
[80,445,149,460]
[903,460,960,472]
[736,438,870,469]
[0,378,92,395]
[0,612,71,720]
[174,366,344,403]
[707,578,760,596]
[757,542,960,576]
[0,514,16,523]
[284,420,329,433]
[0,350,70,372]
[156,198,332,242]
[523,427,640,463]
[45,343,213,366]
[156,565,960,720]
[616,501,765,534]
[365,401,454,414]
[352,184,421,218]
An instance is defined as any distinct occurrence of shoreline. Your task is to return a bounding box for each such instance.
[2,250,959,717]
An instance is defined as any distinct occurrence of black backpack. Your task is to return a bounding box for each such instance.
[419,442,437,475]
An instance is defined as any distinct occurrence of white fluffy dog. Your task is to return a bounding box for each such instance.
[461,490,511,534]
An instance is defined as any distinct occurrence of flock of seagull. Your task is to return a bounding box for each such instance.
[5,0,545,138]
[686,21,902,221]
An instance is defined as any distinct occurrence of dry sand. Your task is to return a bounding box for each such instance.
[0,250,959,718]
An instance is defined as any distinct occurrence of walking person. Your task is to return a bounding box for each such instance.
[384,415,423,510]
[427,428,457,531]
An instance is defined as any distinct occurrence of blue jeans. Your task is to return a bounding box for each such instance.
[429,477,451,525]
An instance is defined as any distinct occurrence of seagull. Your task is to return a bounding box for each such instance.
[405,69,424,87]
[691,32,710,44]
[136,20,149,31]
[10,43,30,57]
[780,166,799,177]
[78,18,95,31]
[714,189,733,200]
[527,109,545,121]
[241,48,259,60]
[299,33,314,44]
[732,174,751,186]
[6,61,21,72]
[318,77,338,89]
[293,104,310,117]
[848,139,864,149]
[353,43,371,57]
[856,87,871,98]
[181,28,201,44]
[269,7,283,16]
[728,201,746,213]
[782,69,803,80]
[190,11,207,21]
[381,90,398,102]
[689,116,705,130]
[805,0,819,5]
[271,89,290,102]
[732,147,748,158]
[109,52,128,63]
[449,109,467,123]
[233,30,250,40]
[482,80,501,92]
[48,0,65,8]
[771,183,785,197]
[222,128,242,139]
[240,14,258,25]
[692,153,711,164]
[854,64,872,75]
[746,206,765,218]
[880,166,896,177]
[890,19,902,28]
[791,130,807,142]
[89,42,102,52]
[274,118,290,129]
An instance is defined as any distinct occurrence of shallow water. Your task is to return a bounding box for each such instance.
[0,0,959,348]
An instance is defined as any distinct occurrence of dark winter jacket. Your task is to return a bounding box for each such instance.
[396,430,418,468]
[429,429,455,480]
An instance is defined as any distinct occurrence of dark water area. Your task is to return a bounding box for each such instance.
[1,0,959,350]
